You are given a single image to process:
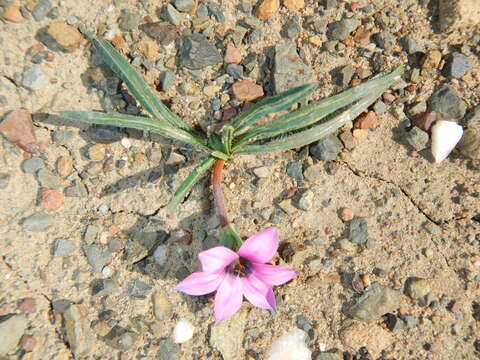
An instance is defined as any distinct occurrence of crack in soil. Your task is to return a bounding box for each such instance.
[337,159,441,225]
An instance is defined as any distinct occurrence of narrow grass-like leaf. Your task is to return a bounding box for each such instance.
[236,89,383,154]
[165,156,216,210]
[221,126,234,155]
[231,83,316,134]
[60,110,209,150]
[93,38,192,132]
[234,65,404,149]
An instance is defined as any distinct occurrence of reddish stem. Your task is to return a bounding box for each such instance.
[212,159,230,227]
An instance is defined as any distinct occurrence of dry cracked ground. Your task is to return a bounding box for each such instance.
[0,0,480,359]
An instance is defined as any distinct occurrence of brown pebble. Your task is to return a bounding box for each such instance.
[110,34,125,50]
[232,80,264,102]
[139,22,179,46]
[137,38,159,60]
[449,301,462,314]
[308,35,322,46]
[352,273,365,293]
[19,335,36,352]
[339,131,356,150]
[411,111,436,132]
[421,50,442,70]
[352,129,367,139]
[0,109,38,153]
[56,156,73,177]
[353,26,371,45]
[257,0,279,20]
[283,0,305,11]
[339,207,354,222]
[47,21,83,52]
[224,43,242,64]
[3,4,23,22]
[88,144,105,161]
[354,111,377,129]
[18,297,36,313]
[222,106,237,122]
[40,189,64,211]
[169,229,192,245]
[382,93,396,104]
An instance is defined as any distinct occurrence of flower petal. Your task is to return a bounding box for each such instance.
[198,246,238,274]
[243,273,276,309]
[237,227,279,263]
[214,274,243,322]
[251,263,297,286]
[175,271,224,296]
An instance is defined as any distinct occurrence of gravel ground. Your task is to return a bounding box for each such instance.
[0,0,479,359]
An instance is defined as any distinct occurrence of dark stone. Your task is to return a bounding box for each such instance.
[442,52,471,79]
[427,85,466,121]
[156,338,181,360]
[310,135,343,161]
[348,217,368,244]
[104,325,138,350]
[373,31,395,49]
[128,279,153,299]
[400,37,421,54]
[286,161,304,181]
[178,34,222,70]
[226,64,244,79]
[206,1,225,23]
[327,17,360,41]
[139,22,180,45]
[85,124,125,144]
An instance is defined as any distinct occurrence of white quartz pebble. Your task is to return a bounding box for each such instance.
[266,328,311,360]
[173,319,195,344]
[431,120,463,163]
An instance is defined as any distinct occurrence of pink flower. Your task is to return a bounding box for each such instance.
[175,227,297,322]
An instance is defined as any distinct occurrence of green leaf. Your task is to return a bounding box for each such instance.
[231,83,316,134]
[221,126,234,155]
[165,156,216,211]
[92,38,190,132]
[60,110,209,150]
[234,65,404,149]
[237,88,384,154]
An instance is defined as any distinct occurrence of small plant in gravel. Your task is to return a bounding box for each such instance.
[62,38,404,321]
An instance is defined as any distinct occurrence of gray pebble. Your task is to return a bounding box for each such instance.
[178,34,222,70]
[238,2,252,13]
[373,100,386,115]
[84,225,99,244]
[37,168,61,189]
[286,161,304,180]
[153,244,168,265]
[156,338,181,360]
[336,64,354,87]
[162,4,184,26]
[160,70,176,91]
[310,135,343,161]
[86,124,124,144]
[128,279,153,299]
[442,52,471,79]
[118,9,142,31]
[400,37,421,54]
[64,179,88,197]
[174,0,195,12]
[22,212,54,232]
[273,42,314,94]
[428,85,466,121]
[196,2,208,17]
[91,278,118,296]
[373,31,395,50]
[104,326,138,350]
[32,0,52,21]
[22,65,49,91]
[83,244,111,273]
[405,127,429,151]
[21,157,45,173]
[297,190,314,211]
[0,315,28,355]
[348,216,368,244]
[0,173,11,189]
[285,20,301,39]
[315,352,342,360]
[226,64,244,79]
[303,164,323,183]
[207,1,225,23]
[53,238,76,257]
[31,51,49,64]
[346,283,401,321]
[327,16,360,41]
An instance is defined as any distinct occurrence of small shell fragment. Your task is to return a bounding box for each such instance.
[430,120,463,163]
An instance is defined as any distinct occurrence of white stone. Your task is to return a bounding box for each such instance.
[266,328,311,360]
[173,319,195,343]
[431,120,463,163]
